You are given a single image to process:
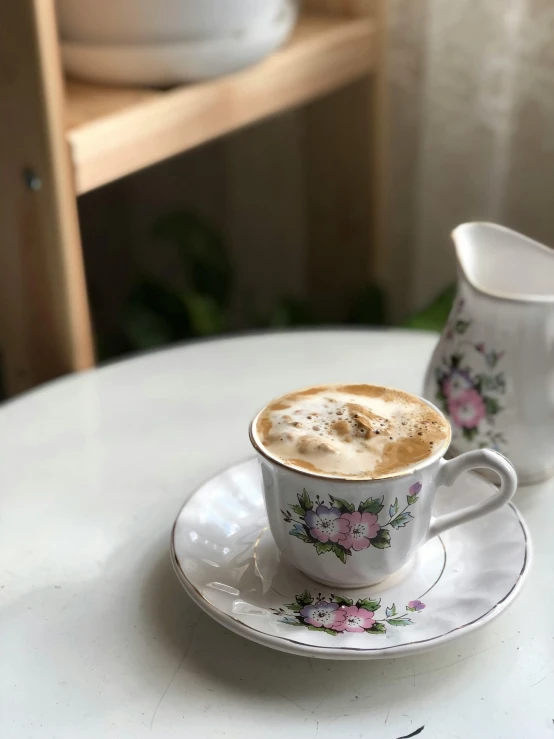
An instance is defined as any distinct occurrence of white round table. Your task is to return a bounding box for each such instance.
[1,330,552,739]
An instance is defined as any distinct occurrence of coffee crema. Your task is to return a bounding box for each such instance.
[253,384,450,479]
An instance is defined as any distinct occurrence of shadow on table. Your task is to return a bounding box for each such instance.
[141,544,508,722]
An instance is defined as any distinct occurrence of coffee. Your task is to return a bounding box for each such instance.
[254,384,450,479]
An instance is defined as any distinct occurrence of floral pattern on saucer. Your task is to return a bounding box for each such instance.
[282,484,421,562]
[271,590,426,636]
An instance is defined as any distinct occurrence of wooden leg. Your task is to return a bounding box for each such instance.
[0,0,94,397]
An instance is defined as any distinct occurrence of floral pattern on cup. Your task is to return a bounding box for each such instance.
[281,483,421,562]
[434,300,506,450]
[271,590,426,635]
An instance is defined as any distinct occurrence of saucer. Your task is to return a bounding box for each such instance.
[171,459,531,659]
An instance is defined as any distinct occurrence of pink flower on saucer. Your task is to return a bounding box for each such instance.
[334,605,375,633]
[407,600,426,612]
[304,505,350,543]
[448,388,486,429]
[300,601,346,630]
[339,511,380,551]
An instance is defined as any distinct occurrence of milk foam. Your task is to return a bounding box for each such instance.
[255,384,450,479]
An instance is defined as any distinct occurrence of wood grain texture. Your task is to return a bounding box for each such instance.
[0,0,94,395]
[305,0,376,16]
[304,80,372,319]
[66,13,376,194]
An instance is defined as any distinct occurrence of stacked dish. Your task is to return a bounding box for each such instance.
[57,0,300,86]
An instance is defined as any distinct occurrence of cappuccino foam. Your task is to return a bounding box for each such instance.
[254,384,449,479]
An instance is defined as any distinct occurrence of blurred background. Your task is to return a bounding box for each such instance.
[1,0,554,397]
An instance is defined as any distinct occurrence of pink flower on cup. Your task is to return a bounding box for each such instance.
[334,605,375,633]
[407,600,426,612]
[304,505,350,543]
[300,601,345,630]
[339,511,380,551]
[448,388,486,429]
[409,481,422,496]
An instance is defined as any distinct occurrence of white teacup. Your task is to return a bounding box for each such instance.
[249,386,517,588]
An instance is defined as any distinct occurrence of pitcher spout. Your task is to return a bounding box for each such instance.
[452,222,554,303]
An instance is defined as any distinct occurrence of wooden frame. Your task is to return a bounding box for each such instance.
[0,0,382,397]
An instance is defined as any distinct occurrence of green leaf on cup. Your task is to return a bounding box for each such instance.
[407,494,419,505]
[329,496,355,513]
[358,496,384,514]
[370,529,391,549]
[332,544,347,563]
[390,512,414,529]
[315,541,334,555]
[298,489,313,511]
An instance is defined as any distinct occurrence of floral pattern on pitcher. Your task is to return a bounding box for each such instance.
[434,299,507,450]
[271,590,426,635]
[281,482,422,562]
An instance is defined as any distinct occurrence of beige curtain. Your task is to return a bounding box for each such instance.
[380,0,554,319]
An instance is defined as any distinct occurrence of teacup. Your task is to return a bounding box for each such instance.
[249,384,517,588]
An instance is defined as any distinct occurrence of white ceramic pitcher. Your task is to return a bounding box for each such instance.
[423,222,554,485]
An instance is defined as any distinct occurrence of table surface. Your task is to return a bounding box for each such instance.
[1,330,552,739]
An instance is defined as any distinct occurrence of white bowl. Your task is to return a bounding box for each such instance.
[61,13,297,87]
[56,0,298,45]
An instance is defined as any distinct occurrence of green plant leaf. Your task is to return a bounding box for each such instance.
[153,211,231,308]
[347,284,386,326]
[385,604,397,618]
[329,496,355,513]
[332,544,347,563]
[296,590,313,606]
[356,598,381,612]
[370,529,391,549]
[268,297,319,328]
[366,622,386,634]
[291,505,306,517]
[123,278,193,350]
[315,541,334,555]
[324,628,339,636]
[402,285,456,332]
[180,291,223,335]
[387,618,413,627]
[390,512,414,529]
[333,595,354,607]
[407,494,419,505]
[359,497,384,514]
[298,489,313,511]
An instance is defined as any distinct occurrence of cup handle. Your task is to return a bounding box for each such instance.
[427,449,518,539]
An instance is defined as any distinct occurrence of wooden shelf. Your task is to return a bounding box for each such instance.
[64,12,376,194]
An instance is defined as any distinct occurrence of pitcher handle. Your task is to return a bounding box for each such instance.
[427,449,517,539]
